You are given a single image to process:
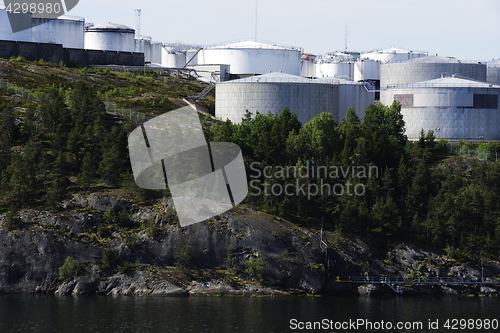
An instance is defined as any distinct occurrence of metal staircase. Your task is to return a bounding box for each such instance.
[188,82,215,101]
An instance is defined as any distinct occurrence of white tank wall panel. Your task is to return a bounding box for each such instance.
[161,50,186,68]
[186,50,199,65]
[338,84,374,122]
[381,86,500,140]
[0,9,32,42]
[150,43,162,65]
[136,38,151,62]
[316,62,353,80]
[354,60,380,82]
[300,60,315,77]
[85,31,135,52]
[216,82,339,125]
[199,48,301,75]
[381,62,487,89]
[487,62,500,85]
[0,9,84,48]
[31,17,84,49]
[174,52,186,67]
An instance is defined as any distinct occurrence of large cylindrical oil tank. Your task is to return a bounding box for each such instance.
[216,72,338,125]
[199,40,301,76]
[316,62,354,80]
[380,76,500,140]
[362,47,428,64]
[380,56,487,89]
[0,7,32,42]
[186,49,199,66]
[313,77,375,122]
[487,60,500,86]
[135,36,151,63]
[150,42,162,65]
[354,60,380,82]
[84,23,135,52]
[161,49,186,68]
[31,16,85,49]
[300,59,316,78]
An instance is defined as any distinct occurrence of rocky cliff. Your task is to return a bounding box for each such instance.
[1,193,500,296]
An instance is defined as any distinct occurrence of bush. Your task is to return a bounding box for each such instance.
[174,236,192,269]
[245,257,265,284]
[118,263,135,275]
[10,56,25,63]
[117,210,134,228]
[59,256,78,280]
[103,207,116,224]
[225,245,236,270]
[101,248,120,270]
[3,205,19,231]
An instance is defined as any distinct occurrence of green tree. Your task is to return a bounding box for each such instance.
[59,256,78,280]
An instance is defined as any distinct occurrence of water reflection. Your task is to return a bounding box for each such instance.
[0,294,498,332]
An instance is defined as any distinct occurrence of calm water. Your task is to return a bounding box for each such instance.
[0,294,498,332]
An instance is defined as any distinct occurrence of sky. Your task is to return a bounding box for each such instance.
[64,0,499,61]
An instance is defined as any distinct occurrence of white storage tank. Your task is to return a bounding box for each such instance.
[487,60,500,86]
[380,56,487,89]
[135,36,151,63]
[316,61,354,80]
[199,40,301,76]
[362,47,428,64]
[31,15,85,49]
[313,77,375,122]
[216,73,338,125]
[161,49,186,68]
[300,59,316,78]
[354,60,380,82]
[380,76,500,140]
[186,49,200,66]
[216,72,375,125]
[0,7,84,48]
[150,41,162,65]
[0,7,33,42]
[85,23,135,52]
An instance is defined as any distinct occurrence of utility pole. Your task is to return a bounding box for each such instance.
[344,24,349,52]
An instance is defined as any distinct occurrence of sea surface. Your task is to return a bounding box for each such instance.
[0,294,498,332]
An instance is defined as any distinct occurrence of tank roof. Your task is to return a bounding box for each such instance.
[221,72,363,85]
[313,77,361,85]
[389,76,500,89]
[223,72,311,83]
[207,39,301,51]
[487,60,500,68]
[86,23,134,33]
[390,55,482,65]
[363,47,427,55]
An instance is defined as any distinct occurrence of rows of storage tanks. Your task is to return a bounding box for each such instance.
[0,7,85,49]
[1,7,500,140]
[215,46,500,142]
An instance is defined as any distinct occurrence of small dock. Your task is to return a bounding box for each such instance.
[348,276,500,294]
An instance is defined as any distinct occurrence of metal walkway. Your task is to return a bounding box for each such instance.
[348,276,500,295]
[350,276,500,285]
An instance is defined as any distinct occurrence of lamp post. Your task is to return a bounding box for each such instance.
[334,260,337,281]
[482,267,484,285]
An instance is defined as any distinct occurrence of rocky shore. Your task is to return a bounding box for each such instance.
[1,193,500,297]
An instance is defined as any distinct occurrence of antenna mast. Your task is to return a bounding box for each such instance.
[135,9,141,52]
[255,0,258,41]
[344,24,349,52]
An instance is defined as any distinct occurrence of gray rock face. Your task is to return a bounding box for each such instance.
[480,286,498,296]
[0,198,326,294]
